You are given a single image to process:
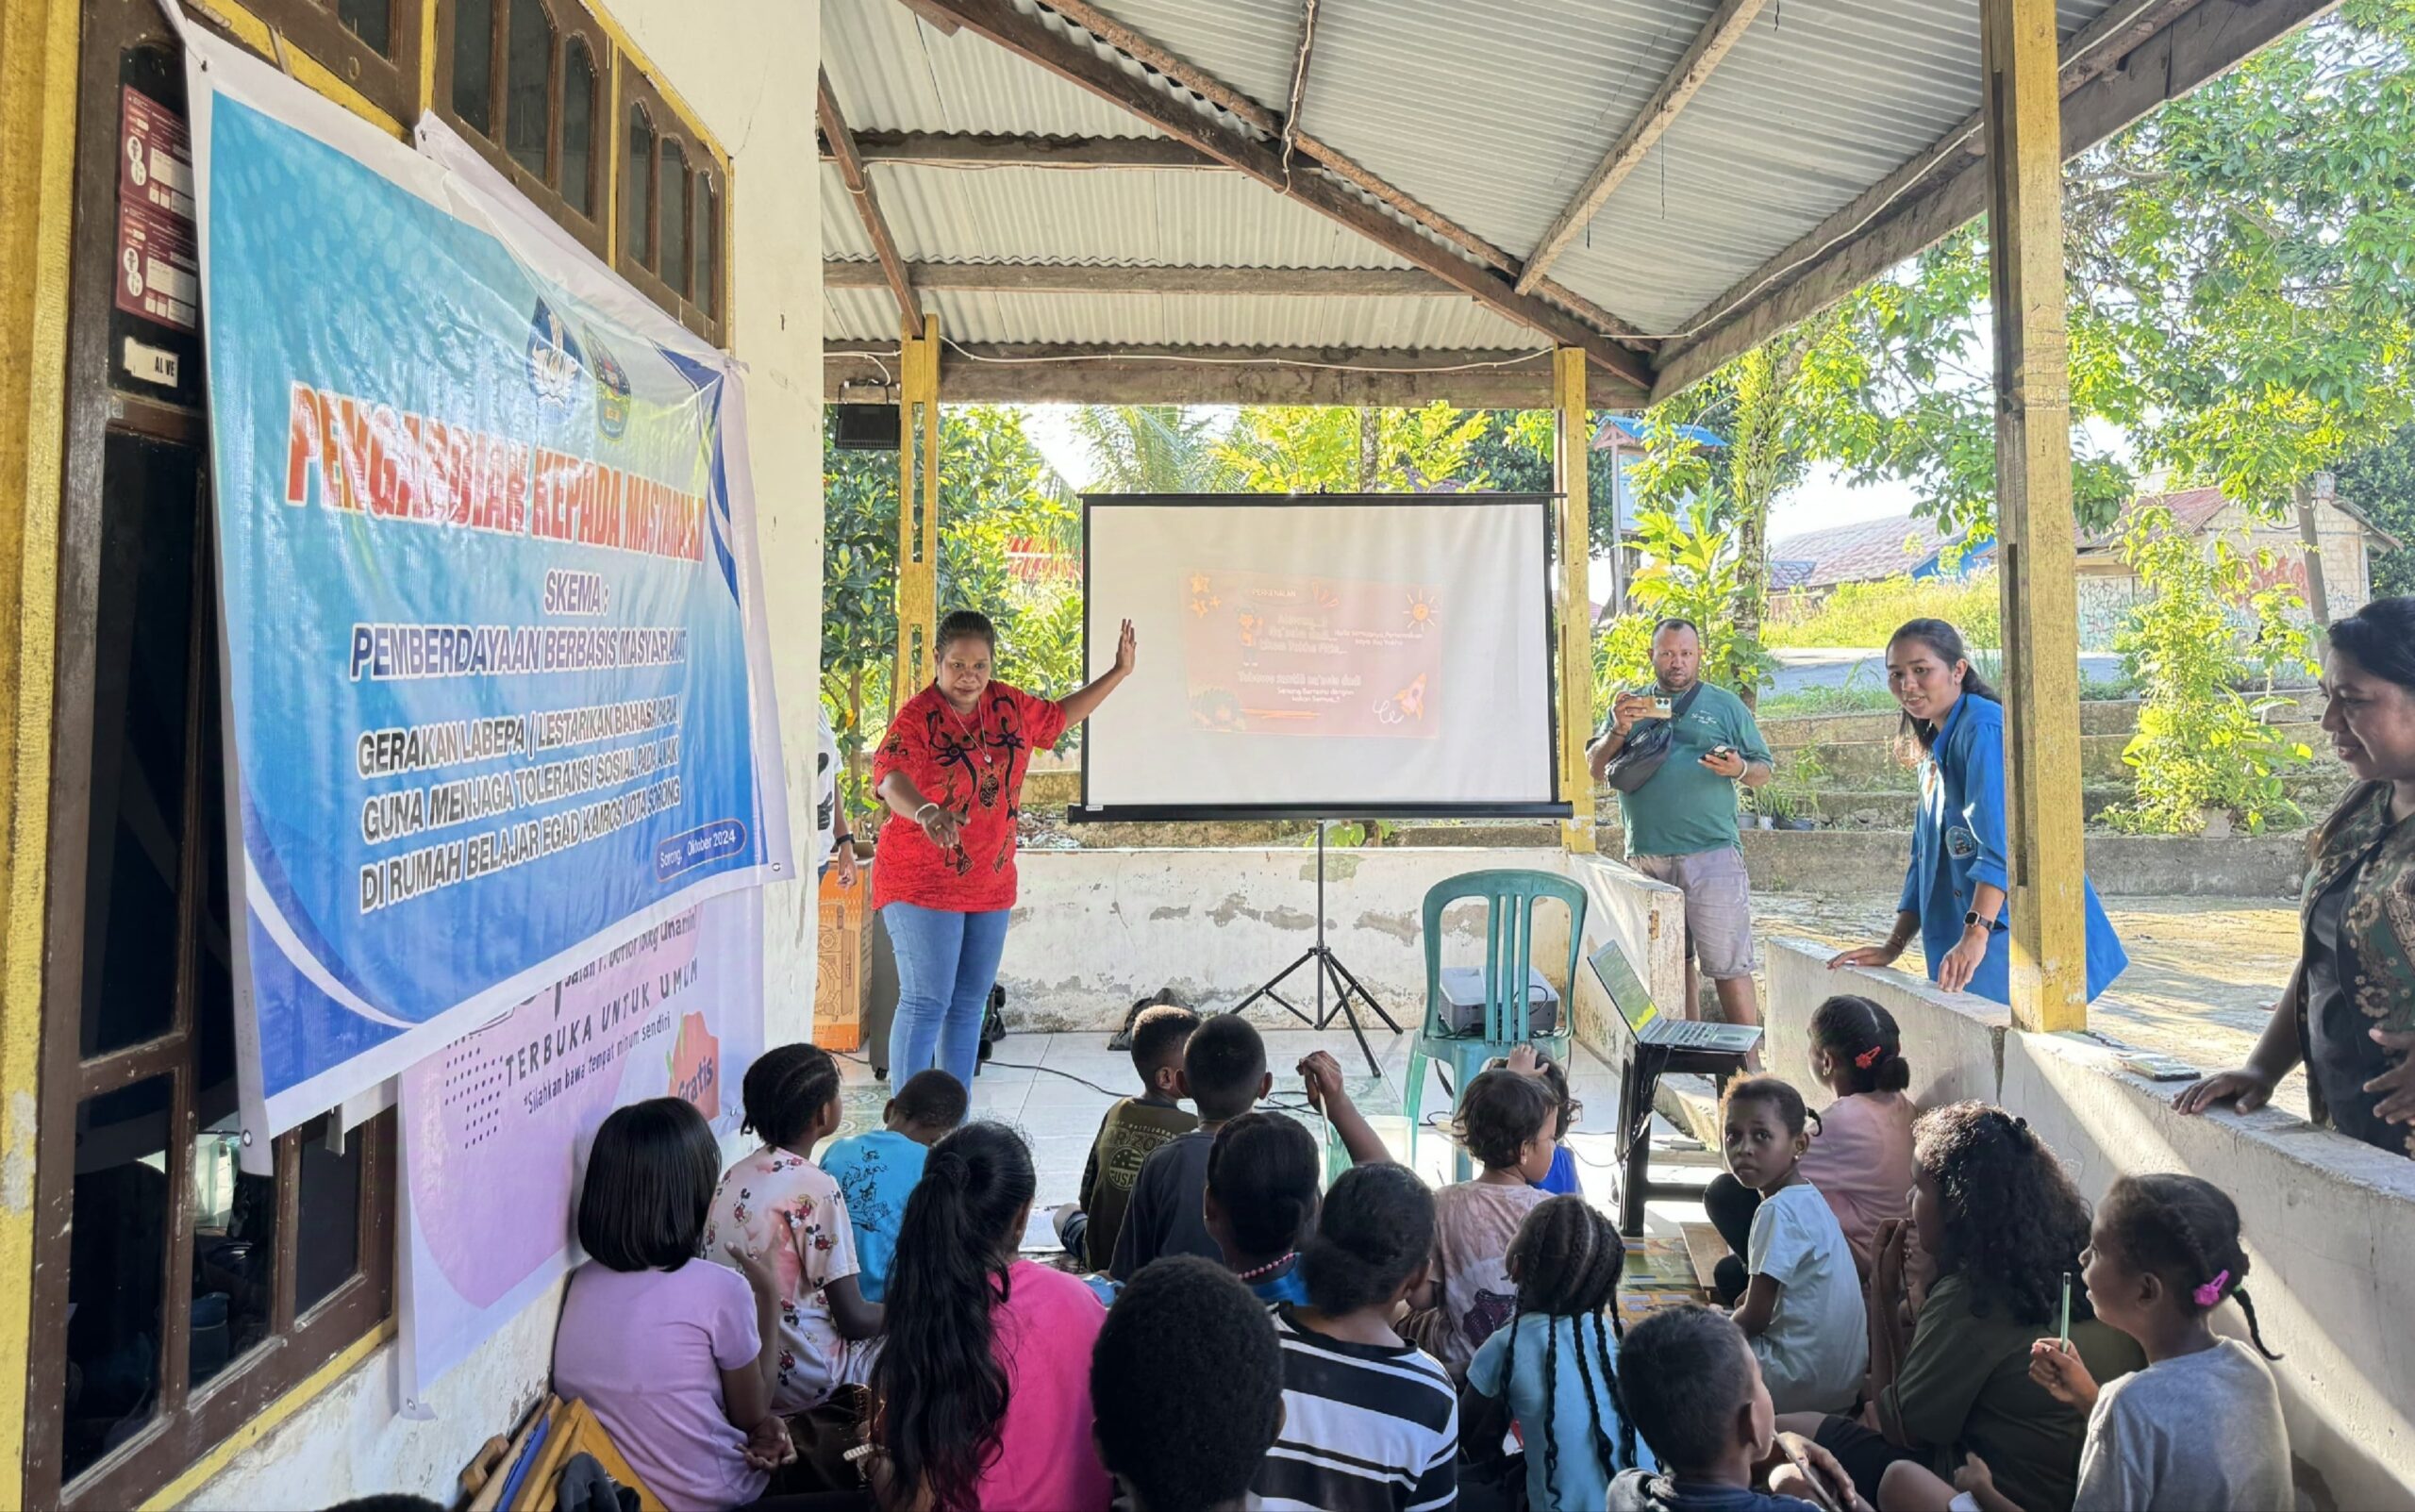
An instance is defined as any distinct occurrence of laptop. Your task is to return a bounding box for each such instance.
[1588,939,1763,1055]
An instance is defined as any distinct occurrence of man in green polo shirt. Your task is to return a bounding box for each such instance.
[1588,618,1774,1034]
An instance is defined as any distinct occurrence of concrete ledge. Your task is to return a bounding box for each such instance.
[2005,1032,2415,1510]
[1740,828,2308,900]
[1758,938,2415,1507]
[1766,938,2012,1112]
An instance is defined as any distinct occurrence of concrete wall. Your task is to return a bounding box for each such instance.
[1760,936,2415,1510]
[1740,827,2310,900]
[1001,847,1688,1063]
[178,2,821,1504]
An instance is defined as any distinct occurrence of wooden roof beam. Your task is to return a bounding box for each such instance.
[816,69,921,338]
[824,260,1464,296]
[1651,0,2291,397]
[824,340,1559,407]
[830,130,1221,169]
[900,0,1656,395]
[1515,0,1772,295]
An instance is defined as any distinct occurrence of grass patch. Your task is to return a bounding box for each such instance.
[1766,572,2004,650]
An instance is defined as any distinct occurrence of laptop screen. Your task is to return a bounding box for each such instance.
[1588,940,1659,1033]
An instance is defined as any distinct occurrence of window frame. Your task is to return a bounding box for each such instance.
[201,0,425,128]
[613,61,726,346]
[434,0,612,259]
[25,7,397,1507]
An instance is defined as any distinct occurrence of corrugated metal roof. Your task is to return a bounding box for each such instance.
[824,0,1165,139]
[824,282,1541,350]
[825,161,1424,271]
[818,0,2158,361]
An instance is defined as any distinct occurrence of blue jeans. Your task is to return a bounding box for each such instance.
[883,902,1009,1089]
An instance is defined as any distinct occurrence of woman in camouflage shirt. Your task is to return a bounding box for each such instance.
[2178,597,2415,1157]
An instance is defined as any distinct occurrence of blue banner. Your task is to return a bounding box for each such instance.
[185,32,789,1145]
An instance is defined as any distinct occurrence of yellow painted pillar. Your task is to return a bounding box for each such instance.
[895,312,941,710]
[1981,0,2088,1031]
[0,0,81,1487]
[1554,349,1597,854]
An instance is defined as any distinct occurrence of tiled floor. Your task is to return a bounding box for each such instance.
[835,1022,1721,1238]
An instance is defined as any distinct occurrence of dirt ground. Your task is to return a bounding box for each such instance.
[1751,892,2312,1119]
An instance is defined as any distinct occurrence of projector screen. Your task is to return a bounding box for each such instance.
[1076,494,1565,820]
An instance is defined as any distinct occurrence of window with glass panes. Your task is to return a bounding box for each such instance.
[26,6,396,1507]
[437,0,612,258]
[615,64,724,344]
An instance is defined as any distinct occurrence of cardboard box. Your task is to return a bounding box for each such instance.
[814,855,871,1051]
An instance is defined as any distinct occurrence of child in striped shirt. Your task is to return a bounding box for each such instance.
[1252,1162,1459,1512]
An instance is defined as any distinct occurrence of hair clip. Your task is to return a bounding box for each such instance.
[1855,1045,1885,1069]
[2192,1270,2230,1307]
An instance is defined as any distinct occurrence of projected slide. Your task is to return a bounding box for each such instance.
[1081,496,1561,818]
[1181,570,1442,739]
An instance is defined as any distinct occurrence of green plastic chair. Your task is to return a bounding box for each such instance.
[1406,869,1587,1182]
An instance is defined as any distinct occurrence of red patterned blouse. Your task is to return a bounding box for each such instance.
[870,681,1068,913]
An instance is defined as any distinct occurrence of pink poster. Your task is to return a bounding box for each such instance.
[397,892,764,1405]
[1179,569,1444,739]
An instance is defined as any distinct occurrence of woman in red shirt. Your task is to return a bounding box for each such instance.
[873,608,1137,1088]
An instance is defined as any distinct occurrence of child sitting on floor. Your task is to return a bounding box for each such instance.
[820,1068,968,1304]
[1205,1110,1322,1304]
[1708,996,1915,1295]
[705,1044,885,1416]
[1092,1255,1287,1512]
[1461,1195,1657,1512]
[1607,1305,1866,1512]
[1056,1004,1200,1270]
[1723,1076,1868,1416]
[1884,1172,2290,1512]
[1253,1162,1458,1512]
[869,1121,1111,1512]
[554,1098,794,1511]
[1111,1014,1273,1279]
[1784,1103,2145,1512]
[1403,1069,1561,1376]
[1500,1043,1585,1194]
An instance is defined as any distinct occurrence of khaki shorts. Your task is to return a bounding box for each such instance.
[1629,845,1757,981]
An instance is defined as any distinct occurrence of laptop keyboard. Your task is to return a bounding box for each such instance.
[1660,1019,1737,1047]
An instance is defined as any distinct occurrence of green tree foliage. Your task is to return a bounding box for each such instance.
[1462,409,1624,558]
[1624,314,1869,704]
[1214,402,1494,491]
[1825,2,2415,543]
[1070,405,1223,493]
[2102,506,2319,836]
[1599,502,1779,700]
[2336,422,2415,597]
[1764,572,2005,651]
[820,407,1081,803]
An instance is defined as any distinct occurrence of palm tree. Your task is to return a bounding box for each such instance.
[1069,405,1221,493]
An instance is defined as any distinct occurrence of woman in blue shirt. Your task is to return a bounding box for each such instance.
[1829,619,2128,1005]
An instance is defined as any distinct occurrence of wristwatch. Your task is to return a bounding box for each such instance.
[1963,909,1996,931]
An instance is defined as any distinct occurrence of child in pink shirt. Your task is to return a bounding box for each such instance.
[867,1121,1111,1512]
[553,1098,793,1511]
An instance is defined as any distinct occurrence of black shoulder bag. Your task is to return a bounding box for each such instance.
[1598,683,1703,794]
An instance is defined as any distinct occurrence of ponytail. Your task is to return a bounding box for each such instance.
[2099,1172,2281,1361]
[870,1122,1038,1510]
[1810,994,1911,1096]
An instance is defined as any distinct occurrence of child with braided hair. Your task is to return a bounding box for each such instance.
[1461,1196,1656,1511]
[1891,1172,2288,1512]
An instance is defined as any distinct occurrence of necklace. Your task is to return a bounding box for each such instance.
[1234,1252,1297,1284]
[941,690,993,765]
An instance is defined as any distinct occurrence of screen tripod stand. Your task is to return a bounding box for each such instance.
[1227,821,1402,1075]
